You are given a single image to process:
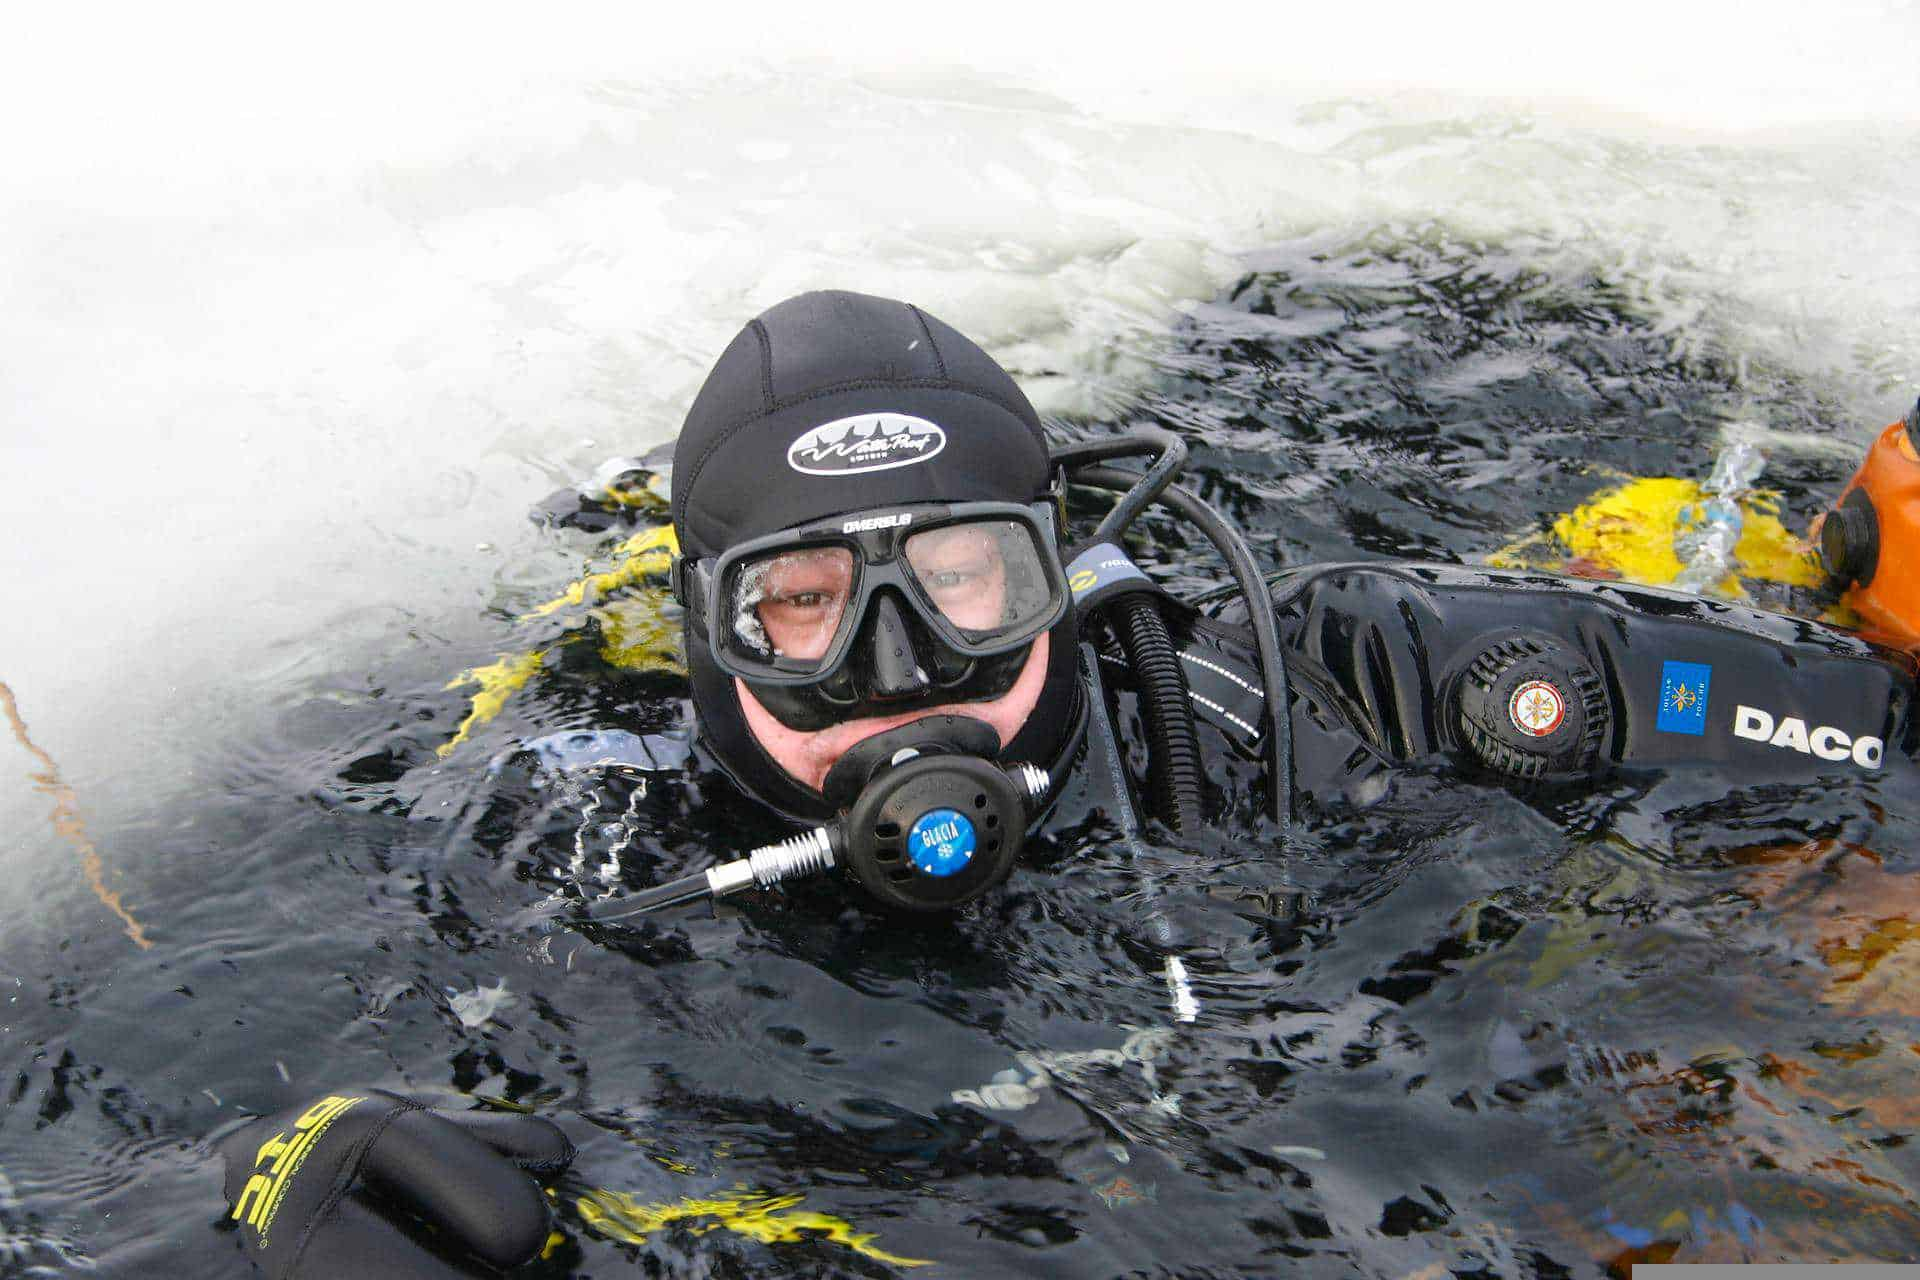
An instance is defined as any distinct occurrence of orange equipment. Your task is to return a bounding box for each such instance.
[1821,400,1920,648]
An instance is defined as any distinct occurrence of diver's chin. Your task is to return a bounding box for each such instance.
[735,633,1052,795]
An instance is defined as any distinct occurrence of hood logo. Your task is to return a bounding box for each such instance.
[788,414,947,476]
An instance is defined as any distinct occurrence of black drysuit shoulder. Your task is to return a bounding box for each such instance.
[1088,586,1396,816]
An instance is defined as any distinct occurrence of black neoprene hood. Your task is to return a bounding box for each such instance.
[670,290,1083,824]
[671,290,1053,559]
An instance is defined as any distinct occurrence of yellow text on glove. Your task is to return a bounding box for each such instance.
[231,1094,366,1249]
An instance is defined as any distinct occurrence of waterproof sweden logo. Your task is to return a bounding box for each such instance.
[1657,660,1712,735]
[787,413,946,476]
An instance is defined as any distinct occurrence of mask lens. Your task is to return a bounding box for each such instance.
[728,545,855,666]
[905,519,1054,641]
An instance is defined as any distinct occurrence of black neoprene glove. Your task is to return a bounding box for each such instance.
[216,1088,575,1279]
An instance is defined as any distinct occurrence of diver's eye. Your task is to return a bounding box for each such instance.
[924,567,984,591]
[736,546,855,661]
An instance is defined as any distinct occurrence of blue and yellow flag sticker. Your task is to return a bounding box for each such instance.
[1657,661,1712,735]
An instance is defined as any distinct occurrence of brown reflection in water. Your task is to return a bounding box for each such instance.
[1511,838,1920,1269]
[1720,838,1920,1139]
[1729,838,1920,1018]
[0,680,152,950]
[1517,1038,1920,1268]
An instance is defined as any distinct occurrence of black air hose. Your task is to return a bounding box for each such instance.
[1109,594,1205,832]
[1069,465,1292,828]
[1051,427,1187,558]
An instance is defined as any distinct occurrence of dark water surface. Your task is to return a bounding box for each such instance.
[7,226,1920,1277]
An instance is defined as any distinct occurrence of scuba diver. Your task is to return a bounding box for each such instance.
[215,290,1920,1277]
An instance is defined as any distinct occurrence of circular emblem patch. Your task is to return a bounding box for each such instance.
[907,808,976,877]
[1508,679,1567,738]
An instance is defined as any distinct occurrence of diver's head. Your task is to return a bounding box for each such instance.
[1820,400,1920,648]
[671,290,1083,822]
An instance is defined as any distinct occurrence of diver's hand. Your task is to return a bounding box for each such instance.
[217,1088,574,1278]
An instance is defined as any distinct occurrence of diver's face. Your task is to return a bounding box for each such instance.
[728,516,1050,794]
[736,632,1050,793]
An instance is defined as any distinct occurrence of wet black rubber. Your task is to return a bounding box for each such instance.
[1453,634,1609,784]
[1112,595,1205,831]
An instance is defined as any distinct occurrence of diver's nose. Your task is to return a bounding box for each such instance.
[857,594,933,701]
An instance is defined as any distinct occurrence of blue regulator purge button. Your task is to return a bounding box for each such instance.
[907,808,976,877]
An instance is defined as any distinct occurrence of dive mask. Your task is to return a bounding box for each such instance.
[672,501,1070,731]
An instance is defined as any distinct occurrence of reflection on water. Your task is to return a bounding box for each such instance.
[4,228,1919,1276]
[0,681,152,951]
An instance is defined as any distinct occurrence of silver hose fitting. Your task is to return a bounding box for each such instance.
[749,827,837,888]
[1012,762,1050,805]
[704,827,838,900]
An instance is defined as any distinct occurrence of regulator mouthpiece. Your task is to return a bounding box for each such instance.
[573,754,1049,924]
[839,754,1049,911]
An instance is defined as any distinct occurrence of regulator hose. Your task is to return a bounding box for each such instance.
[1110,593,1205,832]
[1068,465,1293,828]
[1051,427,1188,559]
